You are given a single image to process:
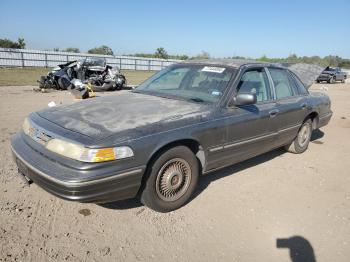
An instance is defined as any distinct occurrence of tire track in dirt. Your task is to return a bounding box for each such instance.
[27,198,42,261]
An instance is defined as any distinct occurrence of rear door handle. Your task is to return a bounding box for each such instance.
[269,109,279,118]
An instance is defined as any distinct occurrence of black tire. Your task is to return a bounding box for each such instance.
[284,119,312,154]
[316,80,320,83]
[101,82,114,91]
[141,146,199,212]
[115,82,124,91]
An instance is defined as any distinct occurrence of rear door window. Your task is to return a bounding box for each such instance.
[269,68,296,99]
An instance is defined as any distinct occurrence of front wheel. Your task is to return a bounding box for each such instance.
[329,77,335,84]
[284,119,312,154]
[141,146,199,212]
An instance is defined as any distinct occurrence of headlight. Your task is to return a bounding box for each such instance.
[46,138,134,162]
[22,117,133,163]
[22,117,31,136]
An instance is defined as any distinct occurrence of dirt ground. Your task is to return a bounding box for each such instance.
[1,83,350,262]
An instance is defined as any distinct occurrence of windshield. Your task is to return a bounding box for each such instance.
[135,64,235,103]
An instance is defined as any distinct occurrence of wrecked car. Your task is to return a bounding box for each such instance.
[38,58,126,91]
[12,60,332,212]
[316,66,347,83]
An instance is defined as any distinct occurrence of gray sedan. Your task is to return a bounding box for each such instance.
[11,60,332,212]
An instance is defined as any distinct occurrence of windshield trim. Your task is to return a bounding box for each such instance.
[132,89,213,105]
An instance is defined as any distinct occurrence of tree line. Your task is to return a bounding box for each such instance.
[254,54,350,69]
[1,38,349,68]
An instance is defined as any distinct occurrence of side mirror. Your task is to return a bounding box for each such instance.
[229,93,257,106]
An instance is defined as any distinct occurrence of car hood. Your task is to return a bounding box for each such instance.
[37,91,210,142]
[320,70,334,75]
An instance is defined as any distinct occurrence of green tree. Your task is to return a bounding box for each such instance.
[154,47,168,59]
[287,53,298,62]
[132,52,188,60]
[231,55,246,60]
[179,55,189,60]
[133,53,155,58]
[324,55,342,67]
[0,38,26,49]
[88,45,114,55]
[17,38,25,49]
[258,54,269,62]
[190,51,210,60]
[63,47,80,53]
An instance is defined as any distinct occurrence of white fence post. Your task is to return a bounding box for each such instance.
[20,52,24,67]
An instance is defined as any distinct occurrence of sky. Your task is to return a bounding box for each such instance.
[0,0,349,58]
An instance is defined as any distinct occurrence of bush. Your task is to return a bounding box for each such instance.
[0,38,25,49]
[63,47,80,53]
[88,45,114,55]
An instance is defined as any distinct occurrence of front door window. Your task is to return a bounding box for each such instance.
[236,68,272,103]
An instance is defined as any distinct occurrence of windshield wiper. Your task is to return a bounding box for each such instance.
[134,90,176,100]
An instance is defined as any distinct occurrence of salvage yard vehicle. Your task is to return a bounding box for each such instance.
[11,60,332,212]
[316,66,347,83]
[38,58,126,91]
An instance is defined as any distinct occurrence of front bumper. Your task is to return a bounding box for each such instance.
[317,75,332,81]
[11,133,145,203]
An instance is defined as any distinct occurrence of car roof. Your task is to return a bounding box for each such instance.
[179,59,325,88]
[180,59,286,69]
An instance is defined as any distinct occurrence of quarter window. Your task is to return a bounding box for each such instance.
[289,72,308,95]
[236,68,271,102]
[269,68,296,99]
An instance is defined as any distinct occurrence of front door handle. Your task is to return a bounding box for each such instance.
[269,109,279,118]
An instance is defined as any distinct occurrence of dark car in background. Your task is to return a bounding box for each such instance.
[316,66,347,83]
[11,60,332,212]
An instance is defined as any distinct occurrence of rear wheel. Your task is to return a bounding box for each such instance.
[284,119,312,154]
[141,146,199,212]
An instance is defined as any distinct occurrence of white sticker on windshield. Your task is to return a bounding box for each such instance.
[211,91,222,96]
[201,66,225,73]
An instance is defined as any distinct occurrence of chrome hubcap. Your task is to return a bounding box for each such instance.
[298,124,310,147]
[156,158,192,202]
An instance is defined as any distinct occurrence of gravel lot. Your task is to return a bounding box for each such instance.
[1,83,350,261]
